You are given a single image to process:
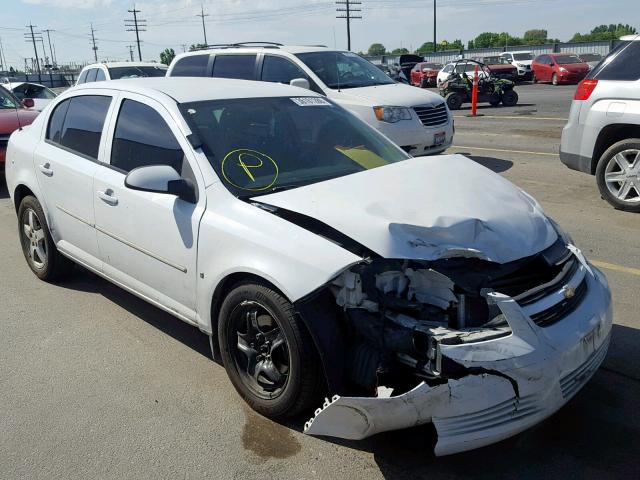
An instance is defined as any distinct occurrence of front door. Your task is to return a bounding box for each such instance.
[93,94,205,321]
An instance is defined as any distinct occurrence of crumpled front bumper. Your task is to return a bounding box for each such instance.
[304,255,612,456]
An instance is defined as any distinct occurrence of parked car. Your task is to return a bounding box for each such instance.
[2,82,57,111]
[410,62,443,88]
[437,59,490,86]
[500,51,534,80]
[473,56,518,81]
[6,77,612,456]
[560,36,640,212]
[0,87,38,171]
[578,52,603,70]
[167,44,453,156]
[76,62,167,85]
[532,53,590,85]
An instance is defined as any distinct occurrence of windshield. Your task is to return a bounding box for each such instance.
[108,65,167,79]
[513,53,533,61]
[555,55,583,65]
[0,87,19,109]
[296,51,395,89]
[484,57,510,65]
[181,97,409,198]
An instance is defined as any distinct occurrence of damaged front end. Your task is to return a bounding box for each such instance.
[300,238,612,455]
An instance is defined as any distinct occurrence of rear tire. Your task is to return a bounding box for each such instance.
[445,92,463,110]
[595,139,640,212]
[501,90,519,107]
[218,282,324,418]
[17,195,74,281]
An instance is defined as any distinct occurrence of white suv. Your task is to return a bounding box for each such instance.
[560,36,640,212]
[500,51,534,80]
[167,44,453,156]
[6,77,611,456]
[76,62,167,85]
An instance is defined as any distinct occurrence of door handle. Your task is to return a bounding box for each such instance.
[97,189,118,206]
[38,163,53,177]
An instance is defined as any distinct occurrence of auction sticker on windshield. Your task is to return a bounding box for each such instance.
[291,97,332,107]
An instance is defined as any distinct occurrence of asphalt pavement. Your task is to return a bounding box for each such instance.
[1,82,639,479]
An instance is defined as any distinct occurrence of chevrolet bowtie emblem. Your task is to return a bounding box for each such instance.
[563,286,576,299]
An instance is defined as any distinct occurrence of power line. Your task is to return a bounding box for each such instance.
[196,3,209,45]
[125,7,146,61]
[336,0,362,51]
[90,23,98,61]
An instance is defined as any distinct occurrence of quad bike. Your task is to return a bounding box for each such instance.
[439,59,519,110]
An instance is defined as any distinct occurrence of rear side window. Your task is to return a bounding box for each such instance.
[171,54,209,77]
[58,96,111,159]
[95,69,106,81]
[77,70,88,84]
[590,41,640,81]
[261,56,308,84]
[212,55,256,80]
[47,99,71,143]
[86,69,98,83]
[110,99,184,173]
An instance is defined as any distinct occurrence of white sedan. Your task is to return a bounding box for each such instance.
[2,82,57,111]
[6,77,611,456]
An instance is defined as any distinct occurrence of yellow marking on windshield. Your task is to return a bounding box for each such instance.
[237,153,263,182]
[336,146,389,169]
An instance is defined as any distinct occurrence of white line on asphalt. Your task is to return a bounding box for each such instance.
[592,260,640,277]
[450,145,559,156]
[453,115,568,121]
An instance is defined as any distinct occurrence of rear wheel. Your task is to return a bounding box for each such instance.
[218,282,324,418]
[552,73,558,86]
[445,92,463,110]
[17,196,74,280]
[532,73,538,84]
[595,139,640,212]
[501,90,519,107]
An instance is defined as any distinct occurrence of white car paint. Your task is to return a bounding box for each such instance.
[76,61,168,85]
[167,46,453,156]
[501,51,534,78]
[2,82,56,111]
[437,61,490,86]
[6,77,612,456]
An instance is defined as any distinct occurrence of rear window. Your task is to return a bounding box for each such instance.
[212,55,257,80]
[554,55,582,65]
[58,96,111,159]
[171,54,209,77]
[108,65,167,79]
[589,41,640,81]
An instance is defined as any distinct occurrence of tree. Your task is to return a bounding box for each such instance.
[524,29,548,44]
[367,43,386,55]
[160,48,176,66]
[391,47,409,54]
[189,43,208,52]
[570,24,637,42]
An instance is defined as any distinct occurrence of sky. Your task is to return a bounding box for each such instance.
[1,0,638,69]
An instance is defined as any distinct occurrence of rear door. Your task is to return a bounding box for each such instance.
[93,94,206,320]
[34,93,113,266]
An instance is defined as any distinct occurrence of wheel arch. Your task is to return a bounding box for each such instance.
[592,124,640,174]
[13,184,36,213]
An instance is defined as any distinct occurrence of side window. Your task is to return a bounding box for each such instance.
[95,69,106,81]
[261,55,308,84]
[111,99,184,174]
[212,55,257,80]
[77,70,88,84]
[442,64,453,73]
[86,69,98,83]
[58,96,111,159]
[171,54,209,77]
[592,42,640,81]
[46,99,71,143]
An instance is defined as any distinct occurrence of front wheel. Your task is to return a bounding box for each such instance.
[218,282,324,418]
[502,90,519,107]
[595,139,640,212]
[445,92,463,110]
[532,73,538,84]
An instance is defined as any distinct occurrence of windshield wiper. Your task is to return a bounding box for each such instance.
[242,184,302,198]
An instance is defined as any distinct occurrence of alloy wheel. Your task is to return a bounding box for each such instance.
[21,208,47,270]
[604,149,640,204]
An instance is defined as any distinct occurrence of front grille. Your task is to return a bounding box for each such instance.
[413,103,448,127]
[530,277,588,327]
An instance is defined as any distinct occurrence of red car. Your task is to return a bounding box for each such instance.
[0,87,38,170]
[531,53,590,85]
[410,62,443,88]
[473,56,518,81]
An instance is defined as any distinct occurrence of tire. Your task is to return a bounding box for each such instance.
[502,90,519,107]
[552,73,558,86]
[17,196,74,281]
[420,78,429,89]
[445,92,463,110]
[532,73,538,84]
[218,282,324,418]
[595,138,640,212]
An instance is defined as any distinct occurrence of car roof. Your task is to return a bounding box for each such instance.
[504,51,532,54]
[174,44,336,58]
[81,62,167,69]
[70,77,321,103]
[620,34,640,41]
[6,82,47,89]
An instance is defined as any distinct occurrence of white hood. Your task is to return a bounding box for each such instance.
[332,82,443,107]
[254,155,557,264]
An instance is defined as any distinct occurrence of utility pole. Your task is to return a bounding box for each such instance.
[181,44,187,53]
[0,37,7,72]
[433,0,437,53]
[336,0,362,51]
[196,3,209,45]
[90,23,98,62]
[25,24,42,79]
[127,45,134,61]
[125,6,146,61]
[43,29,56,66]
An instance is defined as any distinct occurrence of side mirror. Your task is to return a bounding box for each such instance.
[22,98,35,108]
[124,165,197,203]
[289,78,310,90]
